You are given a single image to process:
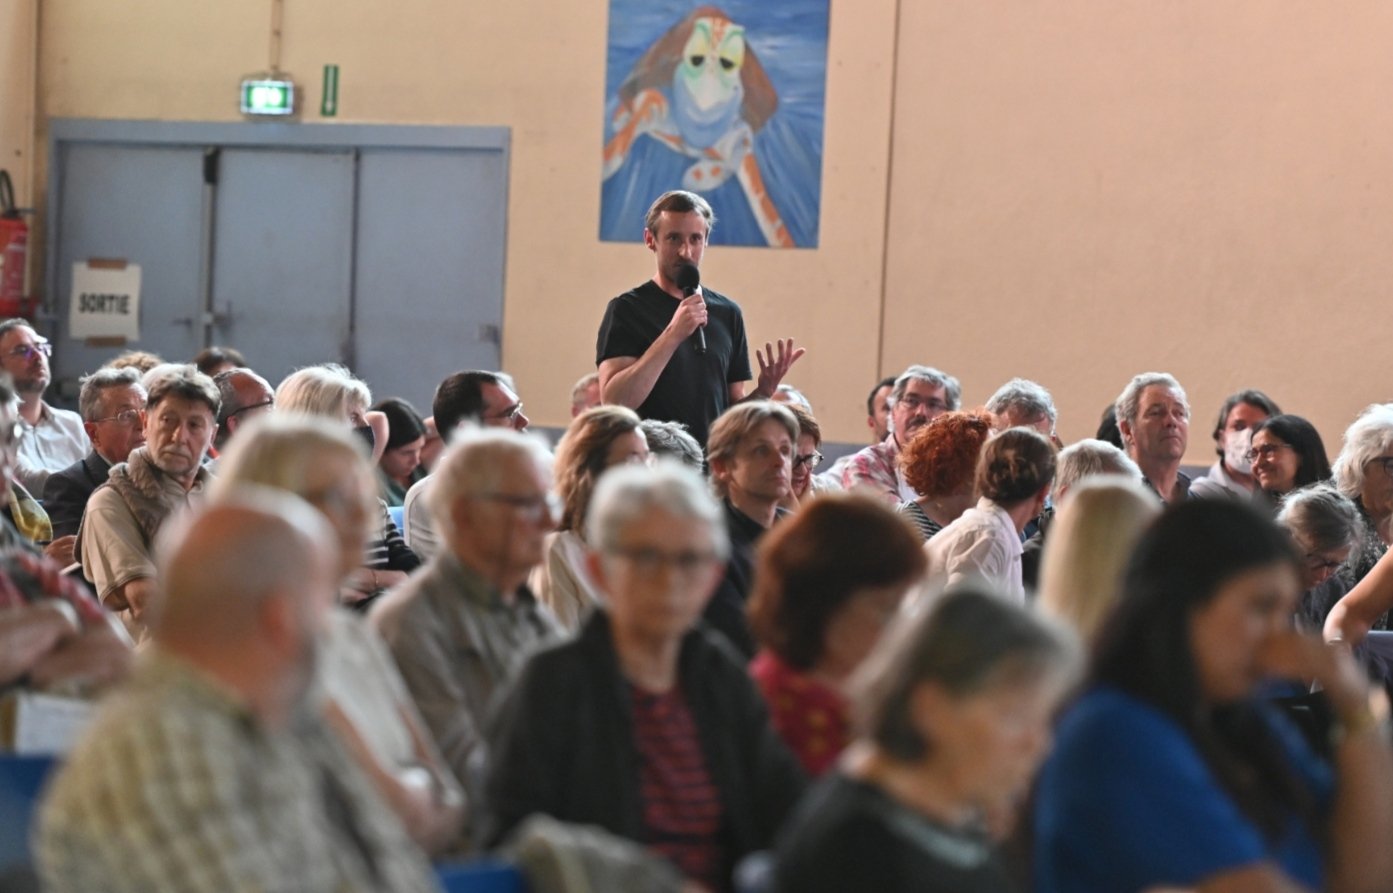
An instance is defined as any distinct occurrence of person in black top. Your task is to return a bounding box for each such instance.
[771,587,1080,893]
[596,190,804,448]
[704,401,799,657]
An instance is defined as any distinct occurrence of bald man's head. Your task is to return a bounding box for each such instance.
[152,490,337,646]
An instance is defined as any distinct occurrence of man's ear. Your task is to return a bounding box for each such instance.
[643,228,657,252]
[83,421,100,447]
[1117,418,1133,447]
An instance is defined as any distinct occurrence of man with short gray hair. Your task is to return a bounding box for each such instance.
[212,367,275,453]
[985,378,1057,436]
[842,365,961,505]
[1114,372,1193,504]
[372,427,562,795]
[44,366,148,539]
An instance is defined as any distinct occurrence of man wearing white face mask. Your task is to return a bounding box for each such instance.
[1191,390,1282,500]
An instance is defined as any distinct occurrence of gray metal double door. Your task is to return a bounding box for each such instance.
[47,120,509,413]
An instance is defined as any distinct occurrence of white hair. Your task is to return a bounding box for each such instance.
[427,426,553,540]
[985,378,1057,428]
[1054,439,1144,500]
[586,460,729,562]
[1332,404,1393,504]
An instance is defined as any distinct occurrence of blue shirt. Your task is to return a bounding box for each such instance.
[1033,686,1332,892]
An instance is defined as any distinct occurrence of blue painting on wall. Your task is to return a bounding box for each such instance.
[600,1,830,249]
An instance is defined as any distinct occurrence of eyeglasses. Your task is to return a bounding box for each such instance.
[793,450,824,471]
[1304,552,1346,573]
[476,490,559,521]
[606,546,720,577]
[93,408,143,427]
[1246,443,1293,463]
[1369,456,1393,477]
[485,403,525,425]
[4,341,50,362]
[226,399,274,419]
[898,395,949,414]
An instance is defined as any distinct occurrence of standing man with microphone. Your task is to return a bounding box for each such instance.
[596,190,804,449]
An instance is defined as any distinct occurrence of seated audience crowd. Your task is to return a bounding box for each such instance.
[6,297,1393,893]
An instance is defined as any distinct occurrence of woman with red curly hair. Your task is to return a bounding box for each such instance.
[896,411,994,541]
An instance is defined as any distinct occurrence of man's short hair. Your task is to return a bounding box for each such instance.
[108,350,164,374]
[639,419,704,470]
[1053,439,1143,500]
[706,402,800,499]
[427,427,552,541]
[1113,372,1189,431]
[773,384,812,412]
[78,366,145,422]
[588,460,729,562]
[147,364,220,417]
[570,372,600,413]
[433,371,502,439]
[888,366,962,412]
[0,318,32,340]
[645,190,716,236]
[867,376,896,417]
[193,346,247,377]
[985,378,1057,429]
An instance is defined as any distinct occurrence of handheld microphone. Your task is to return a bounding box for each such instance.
[676,263,706,355]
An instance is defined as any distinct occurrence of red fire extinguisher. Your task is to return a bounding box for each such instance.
[0,170,32,319]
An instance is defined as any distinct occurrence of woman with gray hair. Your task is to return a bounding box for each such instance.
[481,461,806,890]
[1276,485,1362,632]
[1326,404,1393,634]
[771,587,1080,893]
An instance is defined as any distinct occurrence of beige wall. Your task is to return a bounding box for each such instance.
[881,2,1393,461]
[30,1,1393,457]
[1,0,38,287]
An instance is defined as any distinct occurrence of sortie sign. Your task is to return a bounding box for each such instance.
[69,262,141,341]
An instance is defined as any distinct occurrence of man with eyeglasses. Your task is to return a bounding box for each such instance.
[372,427,562,802]
[841,365,962,506]
[0,320,90,496]
[402,370,528,562]
[43,366,148,541]
[211,367,275,456]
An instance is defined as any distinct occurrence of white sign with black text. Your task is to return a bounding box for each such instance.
[69,262,142,341]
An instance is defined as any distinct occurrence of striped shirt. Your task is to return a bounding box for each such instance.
[630,683,726,890]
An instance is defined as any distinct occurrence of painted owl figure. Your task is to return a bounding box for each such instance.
[604,5,793,247]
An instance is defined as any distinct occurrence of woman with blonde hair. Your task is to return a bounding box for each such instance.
[208,415,465,854]
[275,364,418,607]
[534,404,649,629]
[1037,477,1159,643]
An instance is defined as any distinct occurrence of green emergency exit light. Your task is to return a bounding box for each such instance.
[240,77,296,117]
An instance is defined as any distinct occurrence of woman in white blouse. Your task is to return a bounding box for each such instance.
[924,427,1055,602]
[534,405,650,629]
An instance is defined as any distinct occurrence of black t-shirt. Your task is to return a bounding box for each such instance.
[772,774,1014,893]
[596,280,753,448]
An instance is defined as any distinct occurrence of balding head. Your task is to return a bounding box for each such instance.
[153,491,337,655]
